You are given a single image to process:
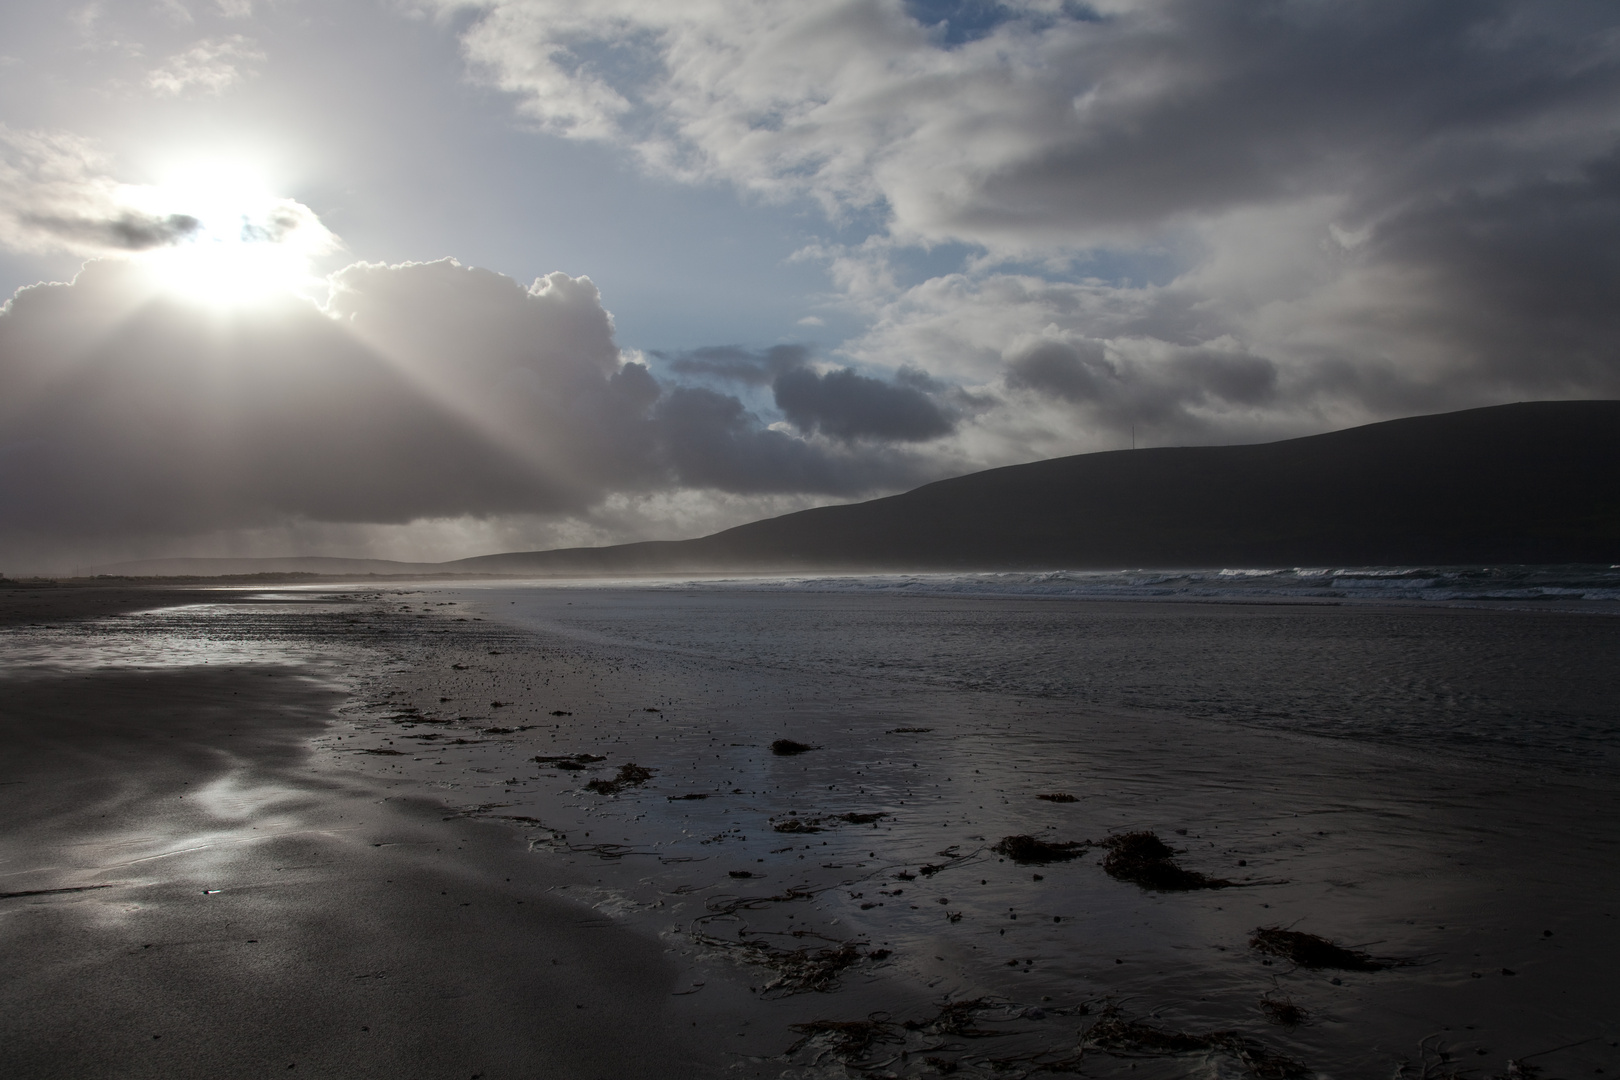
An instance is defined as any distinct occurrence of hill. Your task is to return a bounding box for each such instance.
[448,401,1620,574]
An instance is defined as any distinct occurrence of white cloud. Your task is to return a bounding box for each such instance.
[146,34,263,96]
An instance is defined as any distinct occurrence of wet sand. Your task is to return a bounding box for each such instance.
[3,583,1618,1078]
[0,588,710,1080]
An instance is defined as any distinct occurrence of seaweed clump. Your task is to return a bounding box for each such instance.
[1083,1011,1309,1079]
[772,811,887,833]
[771,739,817,755]
[700,936,877,996]
[585,762,655,795]
[1102,831,1233,891]
[786,1016,902,1061]
[992,835,1088,864]
[535,753,606,771]
[1260,996,1310,1027]
[1249,927,1387,971]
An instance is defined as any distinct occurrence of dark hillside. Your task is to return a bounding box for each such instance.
[448,400,1620,573]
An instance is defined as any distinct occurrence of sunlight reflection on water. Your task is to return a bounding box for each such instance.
[0,600,355,676]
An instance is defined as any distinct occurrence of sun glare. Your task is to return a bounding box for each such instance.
[125,161,336,308]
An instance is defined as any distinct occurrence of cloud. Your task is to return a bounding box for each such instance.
[0,127,336,271]
[773,365,955,442]
[145,34,264,96]
[21,210,200,252]
[0,258,940,570]
[433,0,1620,446]
[0,127,145,256]
[436,2,1620,251]
[662,343,808,386]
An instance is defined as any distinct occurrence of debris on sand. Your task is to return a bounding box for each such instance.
[549,709,572,716]
[902,998,1005,1039]
[388,713,451,726]
[1084,1014,1206,1055]
[786,1016,902,1061]
[992,835,1088,864]
[771,739,817,755]
[1102,831,1234,891]
[919,845,977,877]
[357,747,404,755]
[1036,792,1079,803]
[784,999,1045,1073]
[728,870,756,878]
[585,762,656,795]
[1260,996,1310,1027]
[668,792,710,801]
[769,810,887,833]
[1082,1009,1310,1079]
[534,753,606,772]
[695,934,877,996]
[1249,927,1388,971]
[888,727,933,734]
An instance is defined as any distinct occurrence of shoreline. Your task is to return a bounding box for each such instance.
[2,585,1617,1077]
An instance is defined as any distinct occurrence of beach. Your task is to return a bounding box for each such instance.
[2,580,1617,1078]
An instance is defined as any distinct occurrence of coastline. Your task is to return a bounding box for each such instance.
[2,584,1617,1077]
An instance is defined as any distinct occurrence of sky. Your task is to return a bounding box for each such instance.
[2,1,1619,572]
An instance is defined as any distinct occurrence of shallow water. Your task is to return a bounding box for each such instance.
[0,593,366,676]
[460,585,1620,772]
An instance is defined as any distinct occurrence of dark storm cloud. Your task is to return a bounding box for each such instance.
[653,386,917,494]
[951,1,1620,242]
[662,344,808,385]
[20,211,201,251]
[0,258,933,561]
[1348,149,1620,401]
[773,366,956,443]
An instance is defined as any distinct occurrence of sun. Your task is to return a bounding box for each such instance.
[125,161,337,308]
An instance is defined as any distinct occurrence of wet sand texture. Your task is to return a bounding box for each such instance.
[0,663,709,1080]
[4,585,1620,1078]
